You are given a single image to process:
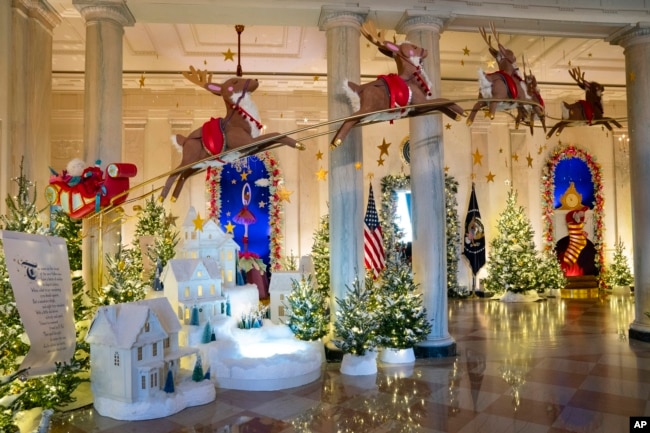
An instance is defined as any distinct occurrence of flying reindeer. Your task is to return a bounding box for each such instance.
[515,58,546,135]
[466,23,531,127]
[546,66,622,138]
[330,21,464,149]
[159,67,304,202]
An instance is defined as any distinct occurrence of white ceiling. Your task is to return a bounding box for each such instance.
[47,0,648,101]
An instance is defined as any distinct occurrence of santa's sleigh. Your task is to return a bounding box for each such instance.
[45,163,138,219]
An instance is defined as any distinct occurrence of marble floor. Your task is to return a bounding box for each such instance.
[47,292,650,433]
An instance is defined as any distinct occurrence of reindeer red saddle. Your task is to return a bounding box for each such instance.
[160,67,304,202]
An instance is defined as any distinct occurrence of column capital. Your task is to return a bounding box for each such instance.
[318,6,368,32]
[607,22,650,49]
[72,0,135,27]
[12,0,61,31]
[396,10,448,35]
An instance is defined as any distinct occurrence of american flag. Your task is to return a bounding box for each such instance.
[364,184,385,278]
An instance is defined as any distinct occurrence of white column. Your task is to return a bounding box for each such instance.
[397,11,456,357]
[318,6,368,342]
[74,0,134,292]
[609,24,650,341]
[9,1,60,211]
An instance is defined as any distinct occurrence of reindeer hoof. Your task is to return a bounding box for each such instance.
[466,118,473,127]
[158,196,164,203]
[295,142,306,151]
[170,197,177,203]
[330,138,342,150]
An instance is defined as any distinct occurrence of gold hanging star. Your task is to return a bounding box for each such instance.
[460,59,465,66]
[538,145,543,155]
[463,46,470,56]
[277,186,293,202]
[472,149,483,166]
[225,221,235,234]
[377,157,385,166]
[139,74,145,88]
[445,123,451,130]
[486,171,496,182]
[240,171,249,180]
[313,76,320,81]
[165,213,178,227]
[193,213,205,231]
[444,165,450,172]
[355,162,362,170]
[315,167,328,181]
[377,138,391,158]
[526,153,533,168]
[512,153,519,162]
[223,48,235,61]
[315,150,324,160]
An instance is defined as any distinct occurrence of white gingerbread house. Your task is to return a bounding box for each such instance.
[161,257,227,326]
[85,297,197,404]
[178,206,239,287]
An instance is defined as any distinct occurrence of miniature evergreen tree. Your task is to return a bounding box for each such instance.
[284,275,329,341]
[537,248,567,293]
[201,321,212,344]
[376,254,432,349]
[94,247,148,306]
[190,306,200,326]
[604,238,634,288]
[163,370,175,393]
[333,276,380,356]
[311,214,330,299]
[132,196,179,287]
[192,355,204,382]
[483,189,540,294]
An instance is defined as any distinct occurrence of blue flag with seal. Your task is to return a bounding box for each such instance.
[462,183,486,276]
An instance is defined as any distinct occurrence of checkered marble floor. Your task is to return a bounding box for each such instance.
[48,292,650,433]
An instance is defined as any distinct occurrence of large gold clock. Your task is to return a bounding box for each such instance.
[559,182,583,210]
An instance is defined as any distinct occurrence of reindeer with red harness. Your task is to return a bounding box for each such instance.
[330,21,464,149]
[159,67,304,202]
[546,67,622,138]
[466,23,530,127]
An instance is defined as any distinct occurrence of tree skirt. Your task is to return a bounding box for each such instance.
[340,351,378,376]
[379,347,415,364]
[496,290,542,303]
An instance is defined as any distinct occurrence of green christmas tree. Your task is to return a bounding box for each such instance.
[483,189,540,294]
[284,275,329,341]
[333,276,380,356]
[537,248,567,293]
[132,196,179,287]
[311,213,330,299]
[192,354,204,382]
[444,175,461,296]
[94,247,148,306]
[604,238,634,288]
[0,162,85,432]
[376,254,432,349]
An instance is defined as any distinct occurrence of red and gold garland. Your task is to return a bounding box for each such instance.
[206,151,285,271]
[541,143,604,272]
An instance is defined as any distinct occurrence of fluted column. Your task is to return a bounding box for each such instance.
[318,6,368,342]
[9,0,60,210]
[609,24,650,341]
[397,11,456,357]
[73,0,134,292]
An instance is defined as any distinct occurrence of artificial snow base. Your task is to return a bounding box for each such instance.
[206,319,324,390]
[496,290,542,303]
[379,347,415,364]
[93,378,215,421]
[340,351,378,376]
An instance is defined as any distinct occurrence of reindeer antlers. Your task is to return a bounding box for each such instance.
[360,20,382,48]
[568,66,587,86]
[182,65,213,89]
[479,22,500,56]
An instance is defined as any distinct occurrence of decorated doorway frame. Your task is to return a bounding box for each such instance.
[541,143,605,273]
[206,152,285,272]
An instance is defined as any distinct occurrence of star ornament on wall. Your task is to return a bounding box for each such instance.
[193,213,205,231]
[225,221,235,234]
[472,149,483,166]
[223,48,235,61]
[277,186,293,202]
[486,171,496,182]
[315,150,324,160]
[139,74,145,88]
[527,153,534,168]
[377,138,391,158]
[315,167,328,181]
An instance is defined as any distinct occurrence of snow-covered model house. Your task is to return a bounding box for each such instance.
[178,206,239,287]
[161,257,227,326]
[85,297,209,419]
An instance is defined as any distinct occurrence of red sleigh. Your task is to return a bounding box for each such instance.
[46,163,138,219]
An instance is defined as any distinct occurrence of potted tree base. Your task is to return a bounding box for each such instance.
[340,351,378,376]
[379,347,415,364]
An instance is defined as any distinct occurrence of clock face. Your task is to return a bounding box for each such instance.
[565,193,579,208]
